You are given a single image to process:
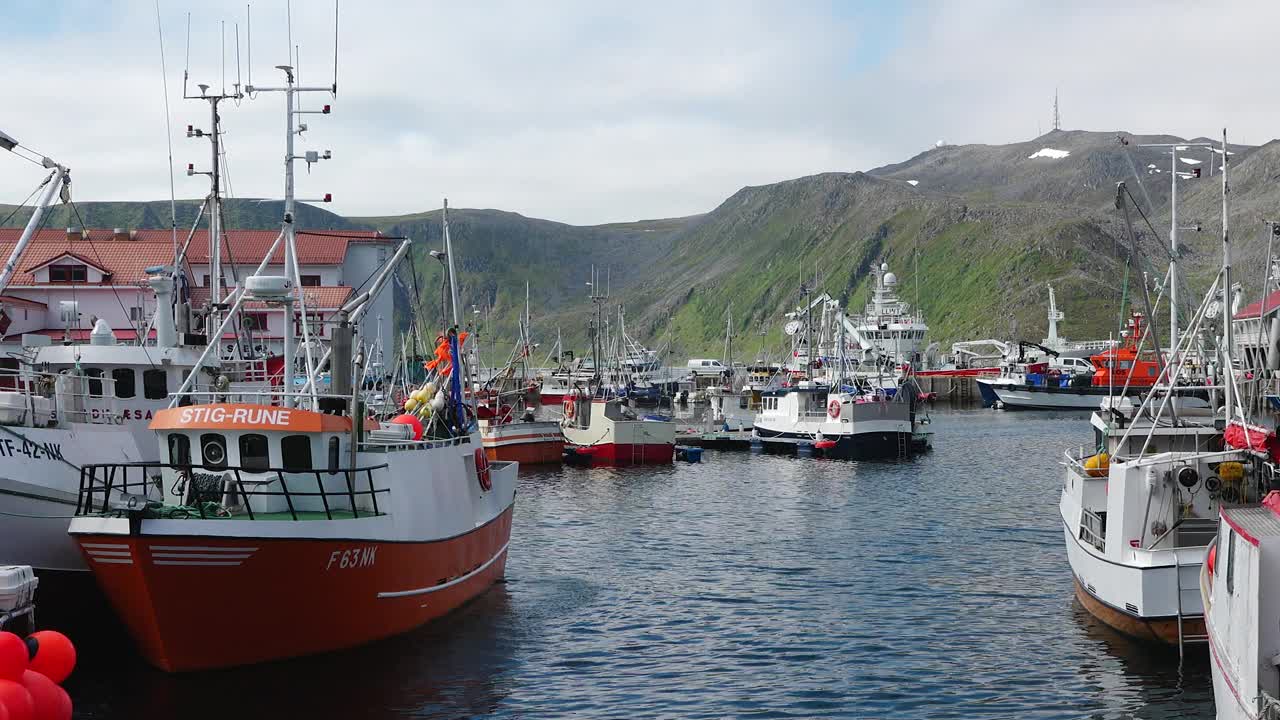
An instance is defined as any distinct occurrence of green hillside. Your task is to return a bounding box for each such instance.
[4,128,1277,363]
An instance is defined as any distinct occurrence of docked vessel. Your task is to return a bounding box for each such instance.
[70,189,513,673]
[1202,492,1280,720]
[753,380,929,459]
[560,269,674,464]
[978,313,1207,411]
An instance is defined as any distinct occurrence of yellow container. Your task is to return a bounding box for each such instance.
[1219,461,1244,482]
[1084,452,1110,478]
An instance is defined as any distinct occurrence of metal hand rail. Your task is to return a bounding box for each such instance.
[76,460,391,521]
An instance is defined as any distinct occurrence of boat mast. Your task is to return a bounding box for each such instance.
[1169,144,1179,353]
[1221,128,1234,424]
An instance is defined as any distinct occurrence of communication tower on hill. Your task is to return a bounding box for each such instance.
[1053,88,1061,131]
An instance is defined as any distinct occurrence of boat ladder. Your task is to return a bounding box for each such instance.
[1174,553,1208,659]
[896,431,909,458]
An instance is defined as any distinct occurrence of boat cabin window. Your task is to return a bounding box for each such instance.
[201,433,227,468]
[239,434,270,471]
[144,369,168,400]
[282,435,313,470]
[168,433,191,465]
[113,368,135,399]
[1226,529,1236,595]
[328,436,340,475]
[84,368,104,397]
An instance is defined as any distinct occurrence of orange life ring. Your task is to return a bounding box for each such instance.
[474,448,492,491]
[563,396,576,419]
[827,398,841,419]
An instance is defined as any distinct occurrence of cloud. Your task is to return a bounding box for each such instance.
[2,1,1276,225]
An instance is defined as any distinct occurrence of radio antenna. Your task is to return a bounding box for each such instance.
[221,21,226,95]
[234,23,242,95]
[183,12,191,96]
[286,0,293,67]
[246,4,252,89]
[332,0,339,94]
[295,44,302,111]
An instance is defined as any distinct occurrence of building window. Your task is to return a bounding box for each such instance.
[200,433,227,468]
[238,434,270,471]
[282,435,313,470]
[48,265,87,283]
[296,313,325,338]
[143,369,168,399]
[130,306,145,322]
[112,368,136,399]
[300,275,321,287]
[84,368,104,397]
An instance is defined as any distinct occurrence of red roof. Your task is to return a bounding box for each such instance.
[1234,290,1280,320]
[189,285,353,310]
[0,296,48,310]
[0,231,177,285]
[0,228,387,285]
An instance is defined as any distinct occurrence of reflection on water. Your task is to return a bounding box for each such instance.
[66,408,1214,719]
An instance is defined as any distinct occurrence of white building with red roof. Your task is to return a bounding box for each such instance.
[0,226,398,355]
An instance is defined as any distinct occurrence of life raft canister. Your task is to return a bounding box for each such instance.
[474,448,492,491]
[827,398,841,419]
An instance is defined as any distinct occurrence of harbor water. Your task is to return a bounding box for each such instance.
[68,409,1212,719]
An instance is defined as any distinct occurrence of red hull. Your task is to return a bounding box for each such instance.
[484,438,564,465]
[75,505,514,672]
[538,391,567,404]
[568,442,673,465]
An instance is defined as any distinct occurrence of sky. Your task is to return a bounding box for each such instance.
[3,1,1279,226]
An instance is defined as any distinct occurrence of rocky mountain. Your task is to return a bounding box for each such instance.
[3,128,1275,360]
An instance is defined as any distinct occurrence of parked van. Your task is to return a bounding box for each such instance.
[687,358,728,376]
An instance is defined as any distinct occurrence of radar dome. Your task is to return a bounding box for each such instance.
[880,262,888,271]
[884,272,898,286]
[935,140,945,148]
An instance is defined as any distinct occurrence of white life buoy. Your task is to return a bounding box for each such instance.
[827,398,841,419]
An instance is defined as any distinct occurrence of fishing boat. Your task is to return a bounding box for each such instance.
[1063,154,1248,656]
[978,313,1208,410]
[753,380,929,459]
[560,268,674,464]
[0,122,288,577]
[1201,490,1280,720]
[69,160,515,674]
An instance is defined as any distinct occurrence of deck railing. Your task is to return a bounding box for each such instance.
[76,460,391,521]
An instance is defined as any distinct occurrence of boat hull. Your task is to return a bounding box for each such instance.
[72,505,514,672]
[481,421,564,465]
[978,380,1140,410]
[566,441,673,465]
[1072,577,1202,646]
[753,428,924,459]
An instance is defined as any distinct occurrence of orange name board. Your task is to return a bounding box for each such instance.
[150,404,348,433]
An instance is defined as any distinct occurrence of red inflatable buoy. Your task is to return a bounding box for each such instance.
[22,633,73,686]
[0,680,32,720]
[1208,544,1217,576]
[474,448,492,491]
[0,634,25,682]
[389,414,424,441]
[19,670,68,720]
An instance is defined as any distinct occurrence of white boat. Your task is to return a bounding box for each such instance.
[753,380,929,459]
[848,262,928,367]
[1202,494,1280,720]
[562,391,674,464]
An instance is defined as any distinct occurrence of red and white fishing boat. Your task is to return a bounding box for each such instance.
[479,404,563,464]
[561,390,674,464]
[69,63,517,670]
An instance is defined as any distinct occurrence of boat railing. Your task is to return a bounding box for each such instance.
[0,367,127,426]
[1079,509,1107,553]
[170,388,359,409]
[76,460,392,521]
